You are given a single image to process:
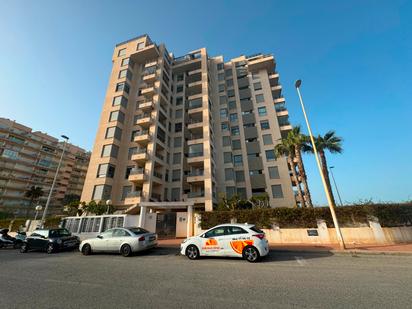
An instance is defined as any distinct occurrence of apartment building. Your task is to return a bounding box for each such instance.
[81,34,297,214]
[0,118,90,216]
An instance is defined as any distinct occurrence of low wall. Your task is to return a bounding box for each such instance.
[193,215,412,245]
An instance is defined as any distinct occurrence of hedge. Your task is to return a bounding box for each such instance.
[0,217,62,231]
[199,204,412,230]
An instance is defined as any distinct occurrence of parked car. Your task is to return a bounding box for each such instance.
[0,229,24,249]
[20,228,80,254]
[180,224,269,263]
[79,227,158,257]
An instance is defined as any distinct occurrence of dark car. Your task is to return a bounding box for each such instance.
[20,228,80,254]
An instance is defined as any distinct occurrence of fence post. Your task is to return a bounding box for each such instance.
[368,216,387,244]
[317,219,331,244]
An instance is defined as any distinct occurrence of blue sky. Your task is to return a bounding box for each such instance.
[1,0,411,205]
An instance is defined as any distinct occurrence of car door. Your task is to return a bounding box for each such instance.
[200,226,228,256]
[107,229,129,252]
[224,226,251,257]
[93,229,114,252]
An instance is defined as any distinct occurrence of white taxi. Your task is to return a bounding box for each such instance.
[180,224,269,262]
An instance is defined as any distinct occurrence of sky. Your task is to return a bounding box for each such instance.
[0,0,411,205]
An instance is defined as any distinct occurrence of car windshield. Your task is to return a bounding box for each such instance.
[49,229,71,237]
[128,227,149,235]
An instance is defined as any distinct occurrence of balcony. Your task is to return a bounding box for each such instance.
[124,190,142,205]
[142,66,157,82]
[140,86,155,96]
[187,152,204,164]
[187,169,205,183]
[136,100,154,111]
[187,118,203,130]
[128,168,146,184]
[248,54,275,72]
[135,113,152,127]
[134,130,151,145]
[153,171,163,181]
[271,85,282,98]
[188,191,205,198]
[131,43,160,64]
[274,96,285,104]
[131,150,149,163]
[186,81,203,97]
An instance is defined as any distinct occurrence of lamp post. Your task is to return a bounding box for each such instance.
[41,135,69,227]
[106,200,112,214]
[329,166,344,206]
[294,80,346,250]
[26,205,43,232]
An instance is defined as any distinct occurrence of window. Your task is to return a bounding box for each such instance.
[232,139,241,150]
[97,164,115,178]
[227,89,235,97]
[260,121,270,130]
[176,97,183,106]
[2,149,18,159]
[175,123,182,132]
[101,144,119,158]
[105,126,122,140]
[228,100,236,110]
[265,150,276,161]
[171,188,180,201]
[258,107,267,117]
[235,171,245,182]
[268,166,280,179]
[176,74,184,81]
[231,126,240,136]
[174,137,182,148]
[222,136,231,147]
[219,96,227,105]
[188,143,203,157]
[175,109,183,118]
[229,113,238,122]
[256,94,265,103]
[218,84,225,93]
[109,111,125,123]
[113,229,130,237]
[254,82,262,91]
[176,85,183,93]
[121,186,131,200]
[118,48,126,56]
[225,168,234,181]
[226,187,236,199]
[116,82,129,94]
[252,72,260,80]
[271,185,284,198]
[233,155,243,166]
[226,79,233,87]
[137,42,145,50]
[220,108,228,118]
[205,227,227,238]
[224,152,232,164]
[121,58,129,66]
[225,69,233,77]
[92,184,112,200]
[218,73,224,81]
[118,69,127,79]
[112,96,127,108]
[172,169,181,182]
[217,63,224,70]
[125,166,133,179]
[263,134,272,145]
[173,152,181,164]
[221,122,229,131]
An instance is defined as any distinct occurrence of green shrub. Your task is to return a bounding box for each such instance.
[198,203,412,229]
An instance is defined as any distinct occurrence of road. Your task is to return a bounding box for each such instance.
[1,246,411,308]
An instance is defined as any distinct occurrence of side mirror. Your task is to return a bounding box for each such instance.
[97,235,103,239]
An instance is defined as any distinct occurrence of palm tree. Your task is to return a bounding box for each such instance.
[274,139,304,207]
[287,126,313,207]
[24,186,44,218]
[305,130,343,208]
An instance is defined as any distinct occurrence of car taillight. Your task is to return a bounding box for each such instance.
[253,234,265,240]
[138,236,145,241]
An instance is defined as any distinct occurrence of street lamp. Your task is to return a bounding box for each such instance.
[329,166,344,206]
[294,80,346,250]
[26,205,43,232]
[41,135,69,227]
[106,200,112,214]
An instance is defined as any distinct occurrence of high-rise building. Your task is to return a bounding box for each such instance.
[0,118,90,216]
[81,34,298,214]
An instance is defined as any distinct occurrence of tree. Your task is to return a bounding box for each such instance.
[84,200,114,215]
[62,194,80,206]
[275,137,304,207]
[305,130,343,208]
[24,186,44,217]
[249,194,270,209]
[287,126,313,207]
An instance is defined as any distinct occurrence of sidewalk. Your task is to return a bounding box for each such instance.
[158,239,412,256]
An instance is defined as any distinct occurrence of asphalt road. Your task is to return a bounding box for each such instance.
[1,246,411,309]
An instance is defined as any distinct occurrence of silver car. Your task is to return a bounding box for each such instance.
[79,227,157,257]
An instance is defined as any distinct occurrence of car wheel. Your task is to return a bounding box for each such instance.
[186,245,200,260]
[82,244,92,256]
[120,244,132,257]
[13,241,22,249]
[20,244,28,253]
[46,243,54,254]
[243,246,260,263]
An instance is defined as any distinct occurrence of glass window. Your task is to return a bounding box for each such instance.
[205,227,227,238]
[228,100,236,110]
[227,89,235,97]
[231,126,240,136]
[222,136,231,147]
[2,149,18,159]
[219,96,227,105]
[174,137,182,147]
[188,143,203,157]
[263,134,272,145]
[101,144,119,158]
[125,166,133,179]
[256,94,265,103]
[172,170,181,181]
[137,42,145,50]
[176,74,184,81]
[105,126,122,140]
[175,123,182,132]
[218,84,225,93]
[225,168,234,181]
[173,152,181,164]
[121,186,132,200]
[119,69,127,79]
[113,229,130,237]
[254,82,262,91]
[118,48,126,56]
[176,85,183,93]
[226,187,236,199]
[236,187,247,199]
[92,184,112,200]
[229,113,238,122]
[227,226,247,235]
[175,109,183,118]
[97,164,115,178]
[232,139,241,150]
[218,73,225,81]
[265,150,276,161]
[121,58,129,66]
[226,79,233,87]
[176,97,183,106]
[171,188,180,201]
[112,96,127,108]
[109,111,125,123]
[258,107,267,117]
[271,185,284,198]
[116,82,129,94]
[224,152,232,164]
[260,121,270,130]
[220,108,228,118]
[233,155,243,166]
[217,63,224,70]
[221,122,229,131]
[268,166,280,179]
[235,171,245,182]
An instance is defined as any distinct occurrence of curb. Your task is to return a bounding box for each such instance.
[270,248,412,256]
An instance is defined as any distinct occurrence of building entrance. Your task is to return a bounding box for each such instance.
[155,212,177,239]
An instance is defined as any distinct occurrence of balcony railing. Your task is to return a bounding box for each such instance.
[188,191,205,198]
[188,101,203,110]
[135,113,151,120]
[188,170,204,177]
[187,118,203,125]
[188,134,203,140]
[130,168,145,175]
[135,129,150,136]
[188,152,204,158]
[153,171,163,179]
[126,191,142,198]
